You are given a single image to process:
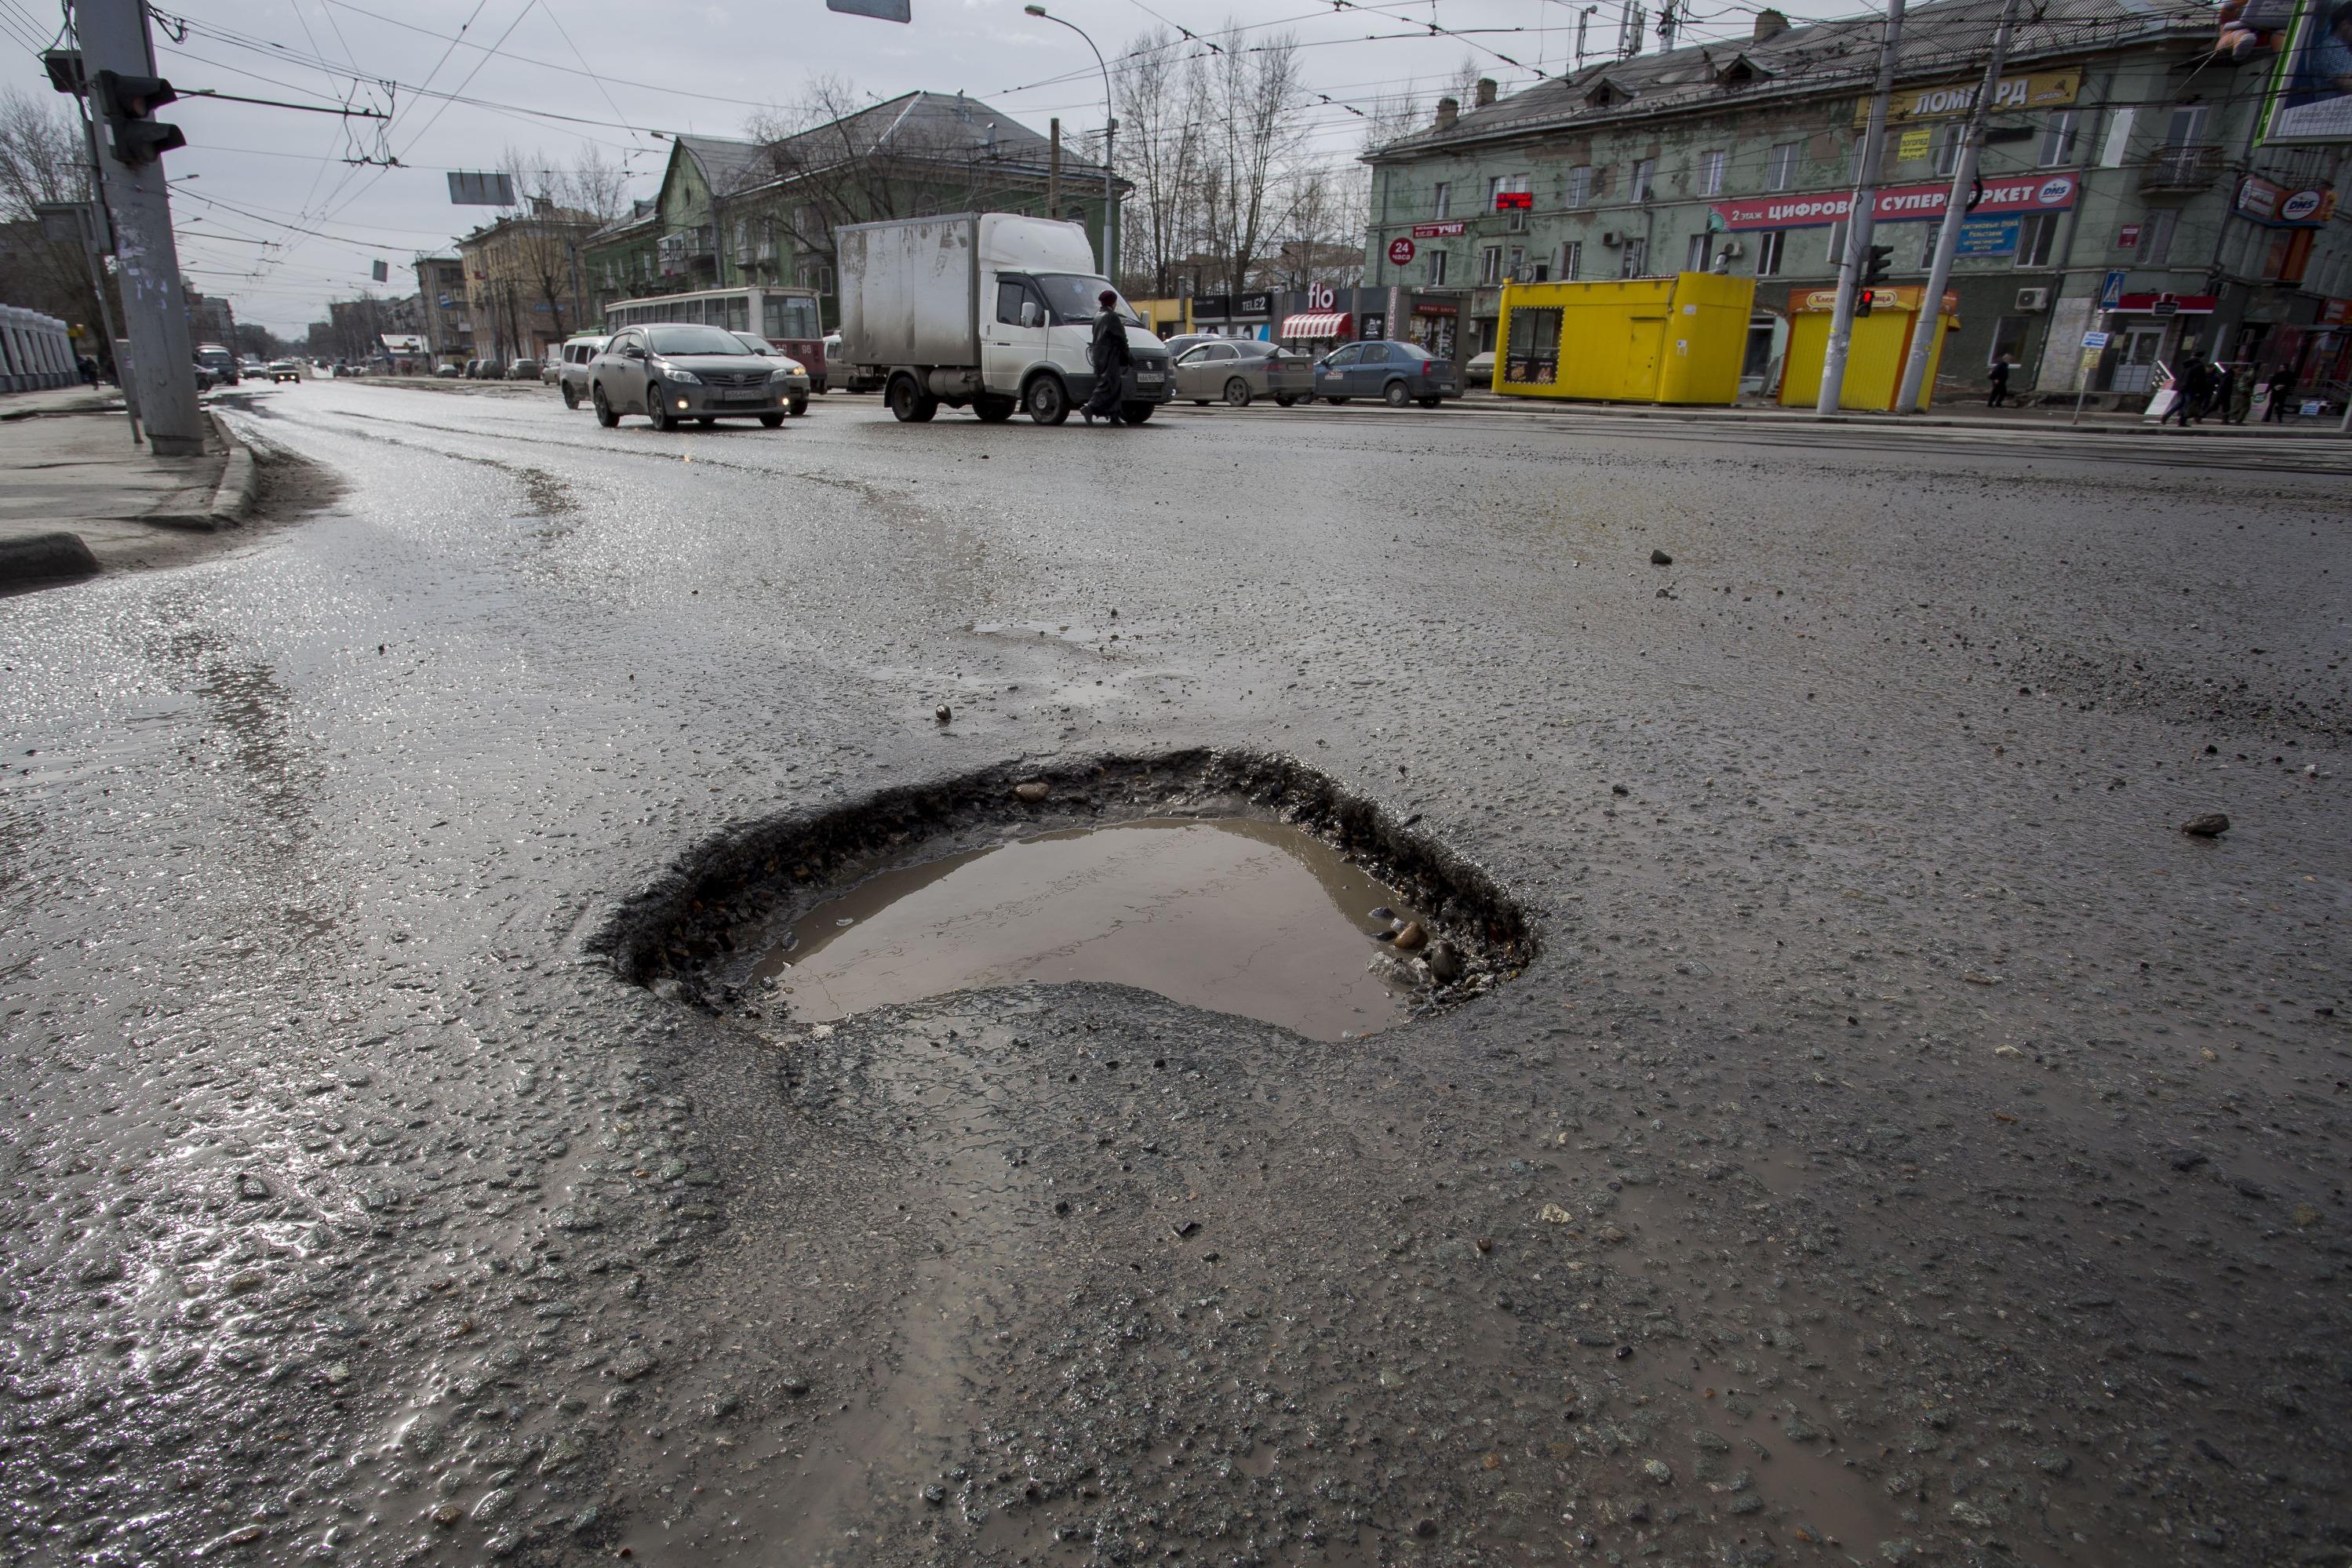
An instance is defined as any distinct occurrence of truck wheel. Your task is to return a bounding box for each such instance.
[974,395,1016,423]
[1223,378,1252,408]
[887,373,938,423]
[1383,380,1411,408]
[1120,401,1156,425]
[1024,375,1069,426]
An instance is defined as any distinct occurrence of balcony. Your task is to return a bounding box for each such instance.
[2139,144,2224,194]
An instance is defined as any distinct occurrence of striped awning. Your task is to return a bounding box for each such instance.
[1278,311,1351,339]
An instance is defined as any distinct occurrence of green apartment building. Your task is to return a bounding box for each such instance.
[1363,0,2350,402]
[582,92,1121,333]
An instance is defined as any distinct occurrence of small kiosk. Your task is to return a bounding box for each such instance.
[1492,273,1754,405]
[1779,285,1958,410]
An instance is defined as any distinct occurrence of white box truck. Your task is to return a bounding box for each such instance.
[836,212,1172,426]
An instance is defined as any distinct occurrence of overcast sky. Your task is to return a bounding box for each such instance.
[24,0,1853,333]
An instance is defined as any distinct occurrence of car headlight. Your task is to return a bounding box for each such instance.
[772,359,804,377]
[657,364,701,385]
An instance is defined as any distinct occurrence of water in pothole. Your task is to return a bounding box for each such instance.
[746,817,1427,1040]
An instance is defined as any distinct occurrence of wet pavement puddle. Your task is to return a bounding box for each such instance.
[748,817,1424,1040]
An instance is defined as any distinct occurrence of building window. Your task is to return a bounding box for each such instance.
[1988,315,2032,367]
[1766,141,1799,191]
[1931,122,1964,177]
[1479,246,1503,286]
[1429,249,1450,285]
[1507,245,1526,278]
[1630,158,1656,200]
[1699,148,1727,195]
[1560,239,1582,279]
[1565,165,1594,207]
[2037,111,2079,167]
[2141,207,2179,264]
[1619,236,1647,277]
[1685,232,1712,271]
[1754,229,1785,276]
[2015,212,2061,267]
[1433,181,1451,219]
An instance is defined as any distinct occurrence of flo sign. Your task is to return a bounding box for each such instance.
[1712,173,2079,231]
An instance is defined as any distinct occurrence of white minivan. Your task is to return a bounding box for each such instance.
[554,333,610,409]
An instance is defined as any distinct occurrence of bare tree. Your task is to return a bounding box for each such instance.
[1195,28,1310,296]
[489,147,613,346]
[0,86,115,366]
[1113,28,1207,296]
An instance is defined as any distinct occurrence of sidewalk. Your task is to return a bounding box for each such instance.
[1457,385,2352,437]
[0,388,258,593]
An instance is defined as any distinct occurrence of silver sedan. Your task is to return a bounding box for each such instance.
[1171,340,1313,408]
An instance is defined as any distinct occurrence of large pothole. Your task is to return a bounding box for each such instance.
[599,750,1534,1039]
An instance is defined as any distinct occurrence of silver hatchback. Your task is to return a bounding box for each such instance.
[590,324,800,430]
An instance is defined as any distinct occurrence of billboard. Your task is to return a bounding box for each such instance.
[2261,0,2352,144]
[1712,172,2078,231]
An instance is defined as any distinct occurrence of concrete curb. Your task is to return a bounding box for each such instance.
[0,530,101,590]
[206,411,258,526]
[142,413,257,531]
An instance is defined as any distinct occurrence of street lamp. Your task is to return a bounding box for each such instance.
[1023,4,1116,283]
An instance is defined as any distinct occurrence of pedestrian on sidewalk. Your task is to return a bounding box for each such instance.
[2222,362,2255,424]
[1986,355,2012,408]
[2263,364,2296,422]
[1080,290,1133,427]
[2163,355,2205,426]
[75,355,98,388]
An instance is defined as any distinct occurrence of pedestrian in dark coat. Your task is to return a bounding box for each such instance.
[2263,364,2296,422]
[1986,355,2012,408]
[2163,355,2205,425]
[1081,289,1132,426]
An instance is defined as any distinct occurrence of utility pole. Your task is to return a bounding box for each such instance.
[1896,0,2019,413]
[1815,0,1906,417]
[1047,118,1061,221]
[71,0,203,455]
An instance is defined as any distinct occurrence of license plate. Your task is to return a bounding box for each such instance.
[1136,373,1163,386]
[718,392,768,404]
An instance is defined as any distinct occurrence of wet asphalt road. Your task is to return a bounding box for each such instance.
[2,379,2348,1568]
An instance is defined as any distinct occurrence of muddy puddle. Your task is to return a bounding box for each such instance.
[747,817,1425,1040]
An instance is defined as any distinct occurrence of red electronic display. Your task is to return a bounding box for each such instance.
[1494,191,1533,211]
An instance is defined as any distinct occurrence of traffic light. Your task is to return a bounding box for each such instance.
[96,70,184,167]
[1855,243,1894,316]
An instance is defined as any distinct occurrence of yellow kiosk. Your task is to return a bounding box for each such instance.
[1779,285,1958,410]
[1493,272,1753,405]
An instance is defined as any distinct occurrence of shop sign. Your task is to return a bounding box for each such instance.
[2317,297,2352,325]
[1713,172,2076,231]
[1236,292,1272,316]
[1192,293,1232,319]
[2082,330,2110,348]
[2116,223,2141,247]
[1411,221,1468,238]
[2234,174,2336,227]
[2116,292,2217,314]
[1859,69,2080,126]
[1953,217,2021,256]
[1360,313,1387,340]
[1388,237,1417,265]
[1413,301,1458,316]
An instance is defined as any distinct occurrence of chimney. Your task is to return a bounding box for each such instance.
[1474,77,1498,107]
[1434,96,1459,130]
[1752,8,1788,40]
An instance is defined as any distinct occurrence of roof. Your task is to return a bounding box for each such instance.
[730,90,1113,195]
[674,133,767,195]
[1371,0,2217,159]
[585,198,661,246]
